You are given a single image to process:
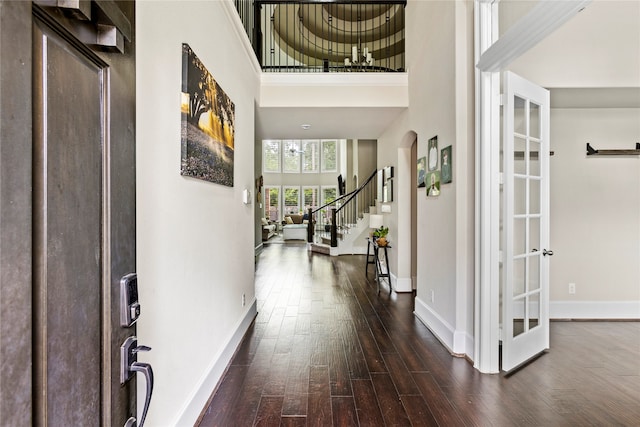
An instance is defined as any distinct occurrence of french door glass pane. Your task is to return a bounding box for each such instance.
[530,179,540,215]
[529,217,540,254]
[513,258,525,297]
[514,96,526,135]
[514,136,526,175]
[529,292,540,329]
[529,102,541,139]
[514,218,526,256]
[514,177,526,215]
[530,140,541,177]
[529,255,540,292]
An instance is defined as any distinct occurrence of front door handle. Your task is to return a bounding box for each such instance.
[128,361,154,427]
[121,337,154,427]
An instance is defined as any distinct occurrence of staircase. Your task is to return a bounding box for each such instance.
[305,170,378,256]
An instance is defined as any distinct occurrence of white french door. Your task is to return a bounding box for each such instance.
[502,71,551,372]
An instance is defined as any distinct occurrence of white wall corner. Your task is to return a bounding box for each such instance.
[452,330,472,357]
[414,297,455,354]
[393,275,413,293]
[550,301,640,320]
[173,299,258,426]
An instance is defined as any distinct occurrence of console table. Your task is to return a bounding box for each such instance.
[365,238,392,294]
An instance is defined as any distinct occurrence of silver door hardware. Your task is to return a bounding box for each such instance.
[121,337,153,427]
[543,249,554,256]
[120,273,140,327]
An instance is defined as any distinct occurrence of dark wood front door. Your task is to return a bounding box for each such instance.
[0,1,136,425]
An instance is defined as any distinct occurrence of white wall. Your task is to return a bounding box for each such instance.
[377,0,475,355]
[136,1,259,425]
[506,0,640,318]
[549,108,640,318]
[508,0,640,88]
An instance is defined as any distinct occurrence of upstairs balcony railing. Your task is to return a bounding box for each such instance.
[234,0,406,72]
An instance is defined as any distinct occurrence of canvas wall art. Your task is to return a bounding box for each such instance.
[417,156,426,188]
[428,136,438,171]
[441,145,452,184]
[426,171,441,197]
[181,43,235,186]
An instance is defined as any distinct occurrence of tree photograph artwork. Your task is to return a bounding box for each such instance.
[181,43,235,186]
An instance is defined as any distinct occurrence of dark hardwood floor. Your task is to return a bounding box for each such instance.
[198,243,640,426]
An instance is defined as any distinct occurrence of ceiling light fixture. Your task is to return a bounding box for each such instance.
[301,124,311,130]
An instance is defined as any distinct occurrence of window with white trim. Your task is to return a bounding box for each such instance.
[302,140,320,173]
[264,186,281,221]
[283,186,301,216]
[320,185,338,222]
[321,140,338,172]
[283,140,301,173]
[263,140,281,173]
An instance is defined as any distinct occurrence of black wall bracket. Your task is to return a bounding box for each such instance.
[586,142,640,156]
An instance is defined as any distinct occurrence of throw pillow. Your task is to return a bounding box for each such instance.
[285,216,294,224]
[261,218,269,226]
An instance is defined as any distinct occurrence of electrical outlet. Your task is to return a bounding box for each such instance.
[568,283,576,295]
[430,290,435,303]
[242,293,246,307]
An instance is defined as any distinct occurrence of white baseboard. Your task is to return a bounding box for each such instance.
[173,298,258,426]
[550,300,640,319]
[414,297,455,353]
[414,297,471,357]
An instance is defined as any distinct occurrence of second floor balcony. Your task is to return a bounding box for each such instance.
[235,0,406,73]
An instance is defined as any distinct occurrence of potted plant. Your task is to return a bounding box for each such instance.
[372,226,389,246]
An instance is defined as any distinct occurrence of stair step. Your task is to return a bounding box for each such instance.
[310,243,331,255]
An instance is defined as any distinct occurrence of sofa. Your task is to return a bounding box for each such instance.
[282,214,308,241]
[261,218,277,241]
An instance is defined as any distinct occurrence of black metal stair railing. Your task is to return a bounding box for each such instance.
[234,0,406,73]
[307,169,378,247]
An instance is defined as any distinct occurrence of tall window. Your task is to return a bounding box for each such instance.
[321,140,338,172]
[302,140,319,173]
[320,185,338,222]
[283,186,301,215]
[263,140,280,173]
[283,140,301,173]
[264,186,281,221]
[302,186,319,212]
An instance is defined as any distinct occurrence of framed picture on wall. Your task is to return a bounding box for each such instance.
[417,156,426,188]
[441,145,452,184]
[428,136,438,171]
[426,171,441,197]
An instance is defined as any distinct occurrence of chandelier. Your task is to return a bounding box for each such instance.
[344,43,375,67]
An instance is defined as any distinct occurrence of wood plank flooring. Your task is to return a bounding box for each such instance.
[198,243,640,426]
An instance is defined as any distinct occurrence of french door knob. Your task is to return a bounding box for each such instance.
[543,249,554,256]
